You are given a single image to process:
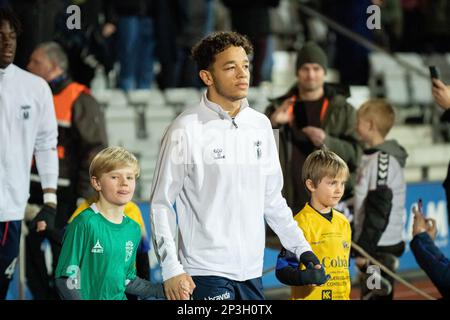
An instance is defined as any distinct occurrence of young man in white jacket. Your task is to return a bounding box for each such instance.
[149,31,328,300]
[0,8,58,299]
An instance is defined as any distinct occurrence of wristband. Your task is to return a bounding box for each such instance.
[43,193,57,205]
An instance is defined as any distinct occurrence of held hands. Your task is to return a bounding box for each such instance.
[299,250,330,285]
[432,79,450,110]
[412,206,437,240]
[164,273,196,300]
[300,262,331,286]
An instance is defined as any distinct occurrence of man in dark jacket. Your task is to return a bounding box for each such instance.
[25,41,108,299]
[265,42,361,215]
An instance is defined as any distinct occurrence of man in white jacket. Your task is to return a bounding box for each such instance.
[0,8,58,299]
[149,31,327,300]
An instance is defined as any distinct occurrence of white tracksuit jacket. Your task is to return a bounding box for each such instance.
[353,143,408,246]
[0,64,58,221]
[150,92,312,281]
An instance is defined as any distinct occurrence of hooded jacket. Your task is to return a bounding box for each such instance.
[354,140,408,247]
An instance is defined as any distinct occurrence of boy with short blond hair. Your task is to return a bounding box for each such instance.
[55,146,189,300]
[276,149,352,300]
[354,99,408,300]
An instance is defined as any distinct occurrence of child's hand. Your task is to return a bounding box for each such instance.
[179,280,191,300]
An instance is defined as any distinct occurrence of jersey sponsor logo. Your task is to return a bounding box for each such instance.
[322,290,332,300]
[322,255,349,268]
[91,240,104,254]
[125,241,134,262]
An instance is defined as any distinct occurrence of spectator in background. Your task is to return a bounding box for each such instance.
[104,0,156,91]
[26,41,108,299]
[410,204,449,299]
[265,42,361,216]
[0,8,58,299]
[324,0,373,85]
[153,0,183,89]
[173,0,215,88]
[432,78,450,225]
[54,0,114,87]
[372,0,403,51]
[222,0,280,86]
[353,99,408,300]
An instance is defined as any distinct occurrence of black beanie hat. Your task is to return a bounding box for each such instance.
[295,41,328,72]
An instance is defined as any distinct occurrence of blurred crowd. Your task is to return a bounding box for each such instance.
[2,0,450,91]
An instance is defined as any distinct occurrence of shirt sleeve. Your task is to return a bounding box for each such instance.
[410,232,450,296]
[263,123,312,259]
[149,123,188,281]
[125,226,141,282]
[353,155,376,241]
[55,218,87,284]
[34,80,58,189]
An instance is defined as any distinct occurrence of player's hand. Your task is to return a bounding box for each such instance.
[164,273,195,300]
[179,279,191,300]
[301,262,331,286]
[29,204,57,232]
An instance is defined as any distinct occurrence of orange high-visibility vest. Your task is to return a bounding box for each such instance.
[52,82,90,159]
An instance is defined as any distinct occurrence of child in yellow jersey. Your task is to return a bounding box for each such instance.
[276,148,351,300]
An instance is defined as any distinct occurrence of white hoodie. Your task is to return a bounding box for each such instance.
[0,64,58,221]
[150,92,312,281]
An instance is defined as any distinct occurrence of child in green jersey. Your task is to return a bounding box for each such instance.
[55,146,190,300]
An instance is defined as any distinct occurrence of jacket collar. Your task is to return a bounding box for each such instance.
[201,90,249,120]
[0,63,16,83]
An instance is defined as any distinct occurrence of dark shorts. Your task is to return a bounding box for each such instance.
[192,275,265,300]
[0,220,22,299]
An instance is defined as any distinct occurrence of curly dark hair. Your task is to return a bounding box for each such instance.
[191,31,253,71]
[0,7,22,35]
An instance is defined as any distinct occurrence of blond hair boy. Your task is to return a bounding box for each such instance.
[55,147,189,300]
[354,99,408,300]
[276,148,351,300]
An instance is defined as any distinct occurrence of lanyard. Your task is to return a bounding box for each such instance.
[288,95,329,122]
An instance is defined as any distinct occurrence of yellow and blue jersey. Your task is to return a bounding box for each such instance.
[277,203,352,300]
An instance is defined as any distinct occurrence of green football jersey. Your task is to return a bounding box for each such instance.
[55,204,141,300]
